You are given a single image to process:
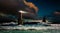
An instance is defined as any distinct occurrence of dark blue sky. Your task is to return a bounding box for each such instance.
[27,0,60,17]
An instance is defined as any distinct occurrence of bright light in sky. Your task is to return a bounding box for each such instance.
[18,10,28,13]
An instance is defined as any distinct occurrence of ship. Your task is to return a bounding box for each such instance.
[0,0,56,30]
[0,0,38,25]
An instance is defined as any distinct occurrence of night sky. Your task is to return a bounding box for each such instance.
[27,0,60,17]
[0,0,60,23]
[26,0,60,23]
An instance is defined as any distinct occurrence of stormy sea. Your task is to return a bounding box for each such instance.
[0,22,60,33]
[0,29,60,33]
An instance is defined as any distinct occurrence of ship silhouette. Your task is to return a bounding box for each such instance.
[0,0,38,25]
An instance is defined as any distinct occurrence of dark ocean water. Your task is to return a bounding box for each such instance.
[0,22,60,33]
[0,29,60,33]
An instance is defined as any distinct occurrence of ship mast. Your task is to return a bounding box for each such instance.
[18,0,38,25]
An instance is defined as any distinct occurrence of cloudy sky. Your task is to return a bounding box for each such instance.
[27,0,60,17]
[26,0,60,23]
[0,0,60,23]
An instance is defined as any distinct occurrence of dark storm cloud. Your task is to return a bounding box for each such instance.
[0,0,38,19]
